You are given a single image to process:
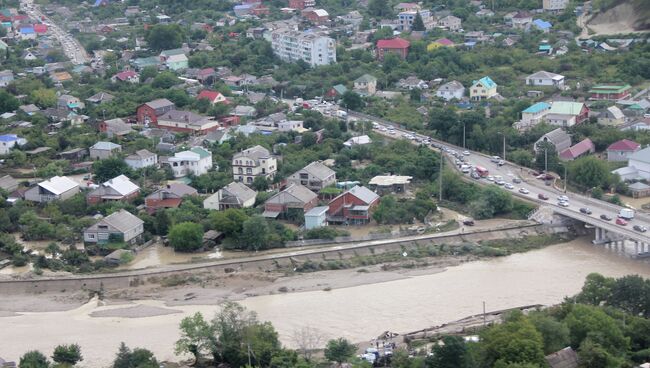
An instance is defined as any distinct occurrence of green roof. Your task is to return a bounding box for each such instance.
[589,84,631,94]
[333,84,348,95]
[133,56,160,67]
[161,48,186,57]
[355,74,377,83]
[191,146,211,159]
[548,101,584,115]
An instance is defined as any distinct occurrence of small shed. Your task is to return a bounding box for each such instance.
[203,230,224,248]
[368,175,413,194]
[304,206,329,230]
[629,182,650,198]
[103,249,132,265]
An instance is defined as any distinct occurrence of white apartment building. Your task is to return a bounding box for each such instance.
[232,145,277,185]
[398,10,431,31]
[543,0,568,11]
[269,30,336,66]
[167,147,213,178]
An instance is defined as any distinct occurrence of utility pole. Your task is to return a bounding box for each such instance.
[502,134,506,161]
[483,301,486,326]
[544,147,548,174]
[463,122,466,149]
[438,154,443,201]
[564,165,568,193]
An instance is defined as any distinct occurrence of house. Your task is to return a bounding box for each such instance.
[0,134,27,155]
[607,139,640,162]
[18,26,36,40]
[344,135,372,147]
[376,38,410,60]
[132,56,160,71]
[511,11,532,28]
[197,90,227,105]
[289,0,316,9]
[111,70,139,83]
[0,175,19,193]
[263,183,318,219]
[436,81,465,101]
[277,120,305,132]
[167,147,213,177]
[470,76,497,101]
[0,70,14,87]
[559,138,595,161]
[325,84,348,100]
[620,117,650,132]
[58,148,88,162]
[136,98,175,125]
[589,84,632,100]
[232,145,277,184]
[86,92,115,104]
[232,105,257,117]
[56,95,83,110]
[327,185,380,225]
[534,128,571,153]
[25,176,80,203]
[393,2,420,12]
[197,68,216,84]
[532,19,552,32]
[305,206,329,230]
[84,209,144,245]
[613,147,650,180]
[525,71,565,89]
[145,183,198,214]
[368,175,412,194]
[546,101,589,127]
[125,149,157,169]
[543,0,568,11]
[598,106,625,126]
[518,102,552,130]
[51,71,73,84]
[203,181,257,210]
[354,74,377,95]
[99,118,133,137]
[397,10,431,31]
[438,15,461,31]
[398,76,428,90]
[204,129,232,145]
[165,53,189,71]
[155,110,219,133]
[545,347,578,368]
[89,141,122,159]
[87,175,140,204]
[628,182,650,198]
[288,161,336,192]
[302,8,329,24]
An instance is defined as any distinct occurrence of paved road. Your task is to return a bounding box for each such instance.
[349,110,650,244]
[21,0,90,64]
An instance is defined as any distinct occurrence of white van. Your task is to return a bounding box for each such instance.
[619,208,635,220]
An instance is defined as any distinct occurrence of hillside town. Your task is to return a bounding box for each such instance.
[1,0,650,366]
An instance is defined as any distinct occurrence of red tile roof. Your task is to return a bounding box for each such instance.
[435,38,454,46]
[114,70,138,81]
[197,90,224,102]
[377,37,410,49]
[33,24,48,33]
[607,139,640,152]
[198,67,215,77]
[560,138,594,160]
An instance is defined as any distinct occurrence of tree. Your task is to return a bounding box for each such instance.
[341,91,362,110]
[92,157,131,183]
[569,156,613,190]
[145,24,184,51]
[252,176,269,191]
[292,326,325,361]
[175,312,215,364]
[412,11,426,31]
[564,304,629,355]
[209,209,249,237]
[152,72,181,89]
[19,350,49,368]
[427,336,471,368]
[529,314,570,354]
[368,0,391,17]
[239,216,269,251]
[52,344,83,365]
[480,312,546,367]
[324,338,357,366]
[0,89,19,113]
[113,343,159,368]
[168,222,204,252]
[30,88,57,108]
[535,141,560,174]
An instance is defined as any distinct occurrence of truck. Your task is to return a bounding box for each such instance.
[336,110,348,119]
[619,208,635,220]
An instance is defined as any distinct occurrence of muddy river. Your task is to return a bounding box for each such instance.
[1,238,649,366]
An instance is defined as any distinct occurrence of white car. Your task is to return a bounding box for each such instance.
[557,195,569,202]
[519,188,530,194]
[504,183,514,190]
[486,176,494,181]
[463,151,470,156]
[496,180,506,186]
[558,201,570,207]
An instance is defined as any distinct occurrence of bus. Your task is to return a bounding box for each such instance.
[475,166,489,177]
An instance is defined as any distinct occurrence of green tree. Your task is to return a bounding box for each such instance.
[175,312,215,364]
[564,304,629,355]
[240,216,269,251]
[480,312,546,367]
[412,11,425,31]
[324,338,357,366]
[252,176,269,191]
[30,88,57,108]
[569,156,612,190]
[113,342,159,368]
[0,89,19,113]
[575,273,614,306]
[168,222,204,252]
[19,350,50,368]
[529,313,570,354]
[145,24,184,51]
[92,157,131,183]
[52,344,83,365]
[426,335,471,368]
[535,141,559,174]
[368,0,391,17]
[209,208,249,237]
[152,72,180,89]
[577,338,623,368]
[341,91,363,110]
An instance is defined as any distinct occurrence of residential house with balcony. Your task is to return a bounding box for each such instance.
[203,181,257,210]
[376,38,410,60]
[83,209,144,245]
[86,174,140,204]
[470,76,497,101]
[436,80,465,101]
[167,147,213,178]
[25,176,80,203]
[353,74,377,95]
[516,102,551,130]
[288,161,336,192]
[263,183,318,219]
[327,185,380,225]
[232,145,277,184]
[589,84,632,100]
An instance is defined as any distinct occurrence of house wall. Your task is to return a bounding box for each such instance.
[89,147,120,160]
[125,155,157,169]
[628,158,650,179]
[607,149,636,162]
[305,212,327,229]
[136,104,158,124]
[154,119,220,134]
[232,157,277,184]
[0,139,18,155]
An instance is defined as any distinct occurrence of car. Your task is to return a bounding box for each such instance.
[537,173,554,180]
[634,225,647,232]
[519,188,530,194]
[557,195,569,202]
[495,180,506,186]
[463,219,475,226]
[616,218,628,226]
[463,151,470,156]
[558,200,569,207]
[504,183,514,190]
[486,176,494,181]
[600,214,613,221]
[471,171,480,179]
[497,160,505,166]
[579,208,592,215]
[512,178,522,184]
[491,156,501,163]
[538,193,549,200]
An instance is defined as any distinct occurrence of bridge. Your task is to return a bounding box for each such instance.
[348,110,650,256]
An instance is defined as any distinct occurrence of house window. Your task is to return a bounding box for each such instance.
[238,168,243,174]
[246,177,253,183]
[246,168,252,174]
[88,234,95,239]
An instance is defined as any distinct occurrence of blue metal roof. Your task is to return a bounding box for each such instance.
[523,102,550,113]
[20,27,35,34]
[533,19,552,29]
[475,76,496,89]
[0,134,19,142]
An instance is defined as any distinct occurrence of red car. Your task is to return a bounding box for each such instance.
[616,218,628,226]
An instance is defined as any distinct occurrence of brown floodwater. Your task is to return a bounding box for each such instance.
[1,238,649,367]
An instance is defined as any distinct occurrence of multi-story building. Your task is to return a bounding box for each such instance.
[470,76,498,101]
[543,0,568,11]
[397,10,431,31]
[287,161,336,192]
[232,145,277,185]
[269,30,336,67]
[289,0,316,9]
[167,147,213,178]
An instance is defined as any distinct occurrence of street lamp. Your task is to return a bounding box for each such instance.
[497,132,506,160]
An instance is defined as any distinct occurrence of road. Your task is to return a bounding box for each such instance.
[348,110,650,244]
[21,0,90,64]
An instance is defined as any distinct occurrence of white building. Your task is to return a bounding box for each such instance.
[438,15,461,31]
[168,147,213,178]
[232,145,277,184]
[269,29,336,66]
[543,0,568,11]
[125,149,158,169]
[436,81,465,101]
[0,134,27,155]
[525,71,565,89]
[203,181,257,210]
[24,176,80,203]
[613,147,650,180]
[398,10,431,31]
